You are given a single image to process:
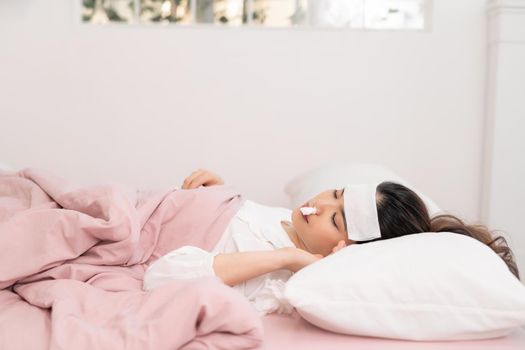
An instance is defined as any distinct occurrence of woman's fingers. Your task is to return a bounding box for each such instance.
[181,169,223,189]
[331,240,347,254]
[186,172,210,189]
[182,169,204,189]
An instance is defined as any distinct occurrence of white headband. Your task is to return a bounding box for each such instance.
[343,183,381,242]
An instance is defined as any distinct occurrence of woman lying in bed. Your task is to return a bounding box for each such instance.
[143,169,521,315]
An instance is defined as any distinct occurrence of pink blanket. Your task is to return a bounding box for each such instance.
[0,168,263,349]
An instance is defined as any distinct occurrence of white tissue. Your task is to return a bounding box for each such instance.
[300,207,317,215]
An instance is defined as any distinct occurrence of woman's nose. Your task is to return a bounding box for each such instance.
[313,199,336,213]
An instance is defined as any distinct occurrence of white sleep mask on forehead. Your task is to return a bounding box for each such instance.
[343,183,381,242]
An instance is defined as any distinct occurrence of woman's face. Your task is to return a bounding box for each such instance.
[291,188,355,256]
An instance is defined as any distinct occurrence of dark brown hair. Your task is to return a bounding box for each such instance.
[355,181,520,281]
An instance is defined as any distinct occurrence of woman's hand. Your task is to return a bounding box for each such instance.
[277,247,323,273]
[181,169,224,189]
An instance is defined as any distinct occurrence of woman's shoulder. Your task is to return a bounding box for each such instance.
[231,199,287,223]
[237,200,292,230]
[242,199,292,218]
[236,200,295,248]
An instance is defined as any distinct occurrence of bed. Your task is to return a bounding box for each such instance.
[2,164,524,349]
[259,312,525,350]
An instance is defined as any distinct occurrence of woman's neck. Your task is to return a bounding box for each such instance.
[280,220,308,251]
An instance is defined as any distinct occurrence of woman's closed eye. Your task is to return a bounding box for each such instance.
[332,213,338,229]
[332,189,339,230]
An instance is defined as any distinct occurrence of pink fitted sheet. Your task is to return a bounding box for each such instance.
[258,312,525,350]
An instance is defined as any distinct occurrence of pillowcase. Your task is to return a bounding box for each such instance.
[284,162,442,216]
[284,232,525,341]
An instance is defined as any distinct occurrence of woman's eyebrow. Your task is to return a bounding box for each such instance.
[339,189,347,234]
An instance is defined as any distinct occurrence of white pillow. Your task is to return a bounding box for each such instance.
[284,162,442,216]
[284,232,525,341]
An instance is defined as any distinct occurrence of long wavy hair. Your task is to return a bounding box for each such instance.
[355,181,520,281]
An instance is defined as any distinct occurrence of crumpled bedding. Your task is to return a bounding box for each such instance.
[0,168,263,350]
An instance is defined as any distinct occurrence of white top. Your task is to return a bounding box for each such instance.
[143,199,297,316]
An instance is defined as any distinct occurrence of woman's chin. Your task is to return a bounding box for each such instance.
[292,208,306,226]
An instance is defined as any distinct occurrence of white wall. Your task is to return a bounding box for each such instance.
[0,0,486,225]
[483,0,525,281]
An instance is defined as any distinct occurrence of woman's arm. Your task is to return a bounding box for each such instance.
[213,248,321,287]
[213,250,287,287]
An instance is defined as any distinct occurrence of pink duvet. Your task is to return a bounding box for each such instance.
[0,168,263,350]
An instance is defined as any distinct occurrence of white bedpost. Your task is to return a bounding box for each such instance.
[483,0,525,284]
